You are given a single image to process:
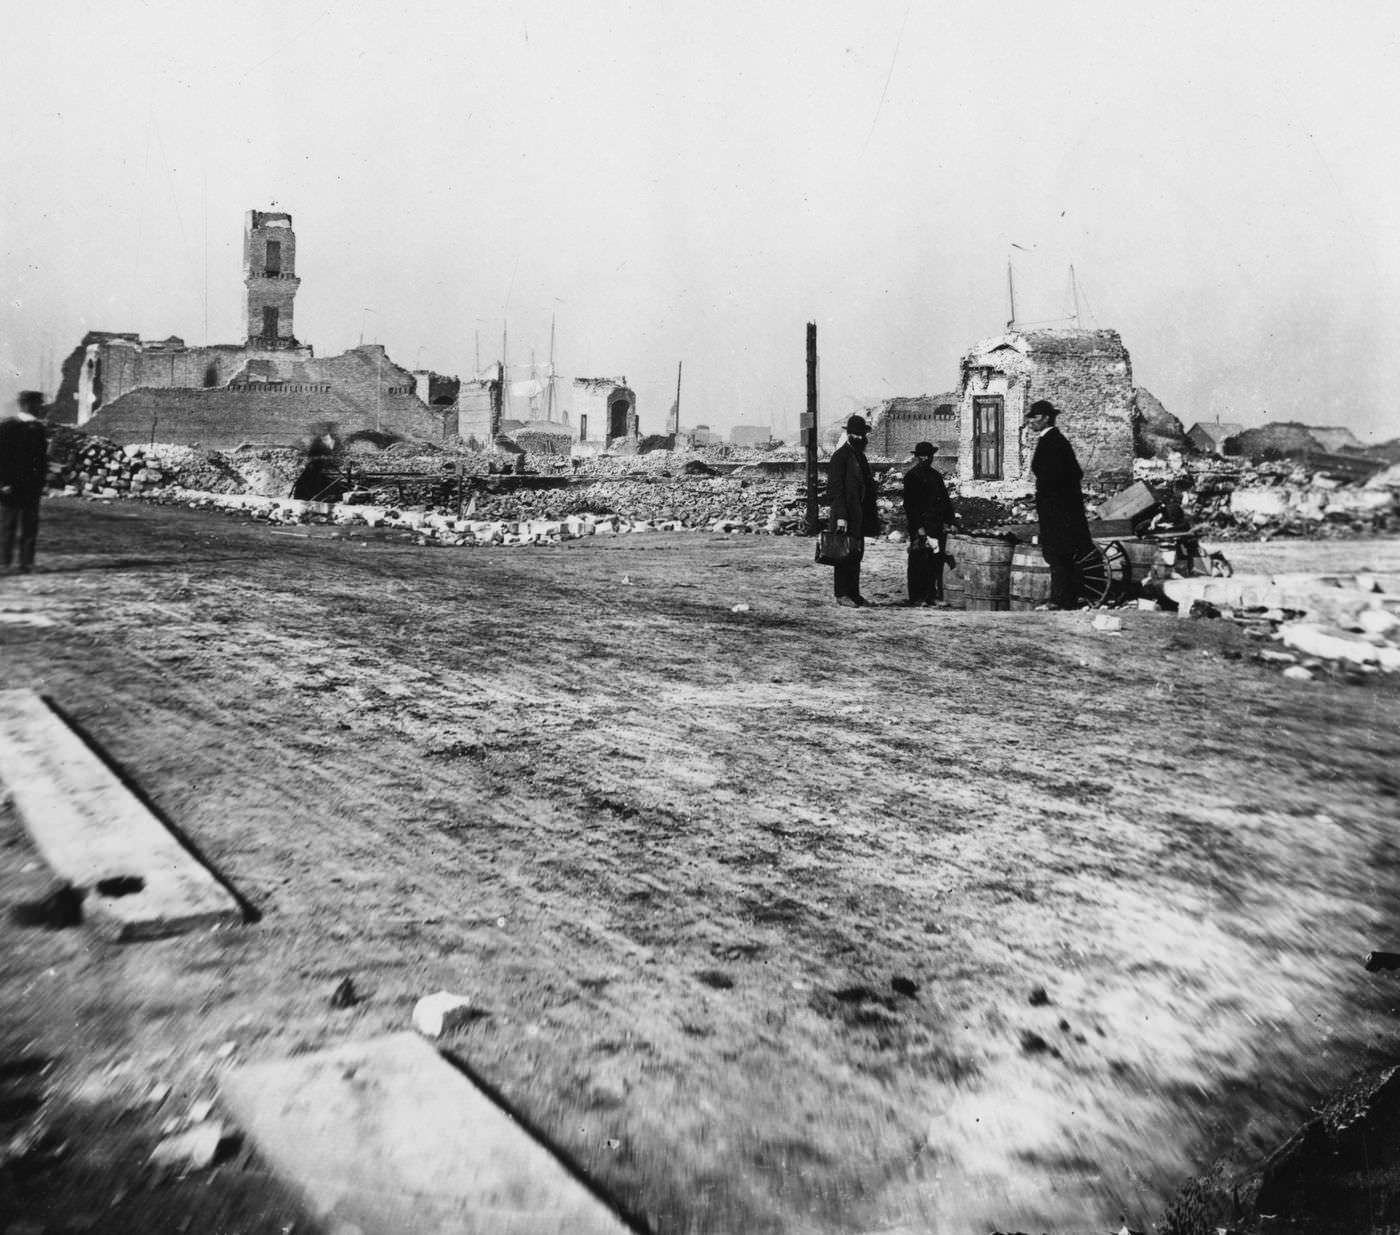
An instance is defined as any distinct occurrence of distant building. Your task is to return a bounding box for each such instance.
[957,328,1135,484]
[730,424,773,447]
[54,209,454,451]
[869,395,958,468]
[1186,420,1246,455]
[572,378,637,451]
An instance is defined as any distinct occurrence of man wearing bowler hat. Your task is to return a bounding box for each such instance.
[0,391,50,574]
[827,414,880,607]
[1025,398,1093,609]
[902,440,956,606]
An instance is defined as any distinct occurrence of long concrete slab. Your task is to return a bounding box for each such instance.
[220,1032,635,1235]
[0,689,242,940]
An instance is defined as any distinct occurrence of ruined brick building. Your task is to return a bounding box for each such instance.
[956,328,1135,487]
[868,395,960,471]
[52,211,462,451]
[571,378,637,452]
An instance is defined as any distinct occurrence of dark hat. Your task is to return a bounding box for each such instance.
[1027,399,1059,420]
[17,391,44,411]
[845,414,870,435]
[913,441,937,457]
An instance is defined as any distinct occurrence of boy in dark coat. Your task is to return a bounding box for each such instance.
[0,391,49,573]
[902,441,955,606]
[827,414,880,607]
[1026,399,1093,609]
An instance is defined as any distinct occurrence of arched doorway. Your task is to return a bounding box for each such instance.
[608,399,630,439]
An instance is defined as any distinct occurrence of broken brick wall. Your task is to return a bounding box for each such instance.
[454,378,502,448]
[958,329,1136,489]
[243,210,301,343]
[870,395,960,470]
[80,386,446,450]
[78,340,261,423]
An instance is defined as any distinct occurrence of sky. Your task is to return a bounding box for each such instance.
[4,0,1399,442]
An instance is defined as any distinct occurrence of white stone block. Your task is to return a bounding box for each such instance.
[1230,488,1289,519]
[1280,622,1379,666]
[1357,609,1399,638]
[412,991,476,1038]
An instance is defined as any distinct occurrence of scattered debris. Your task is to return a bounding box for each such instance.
[330,977,360,1008]
[148,1120,225,1172]
[411,991,485,1038]
[9,882,84,929]
[1364,951,1400,973]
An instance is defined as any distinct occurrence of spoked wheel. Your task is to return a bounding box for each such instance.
[1099,539,1131,597]
[1075,540,1128,608]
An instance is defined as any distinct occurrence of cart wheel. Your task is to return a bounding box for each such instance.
[1075,543,1115,608]
[1099,539,1131,594]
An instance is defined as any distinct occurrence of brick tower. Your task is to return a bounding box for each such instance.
[243,209,301,348]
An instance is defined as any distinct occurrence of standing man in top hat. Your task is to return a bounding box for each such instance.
[902,441,956,607]
[1025,399,1092,610]
[828,414,880,607]
[0,391,50,574]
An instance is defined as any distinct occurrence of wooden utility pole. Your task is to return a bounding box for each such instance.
[672,361,682,436]
[803,322,819,534]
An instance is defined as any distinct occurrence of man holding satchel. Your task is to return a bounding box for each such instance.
[902,440,955,607]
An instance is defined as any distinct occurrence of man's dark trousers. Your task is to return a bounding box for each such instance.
[1043,547,1083,609]
[833,541,864,601]
[0,501,39,570]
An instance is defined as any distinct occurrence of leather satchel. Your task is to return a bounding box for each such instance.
[814,531,858,565]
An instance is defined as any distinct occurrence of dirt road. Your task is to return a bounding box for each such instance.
[3,495,1399,1234]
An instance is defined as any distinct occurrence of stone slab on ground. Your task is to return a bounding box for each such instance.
[0,688,242,940]
[219,1031,634,1235]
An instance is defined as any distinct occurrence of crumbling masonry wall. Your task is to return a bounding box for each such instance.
[76,339,276,423]
[871,395,960,469]
[78,387,446,450]
[958,329,1135,487]
[243,210,301,345]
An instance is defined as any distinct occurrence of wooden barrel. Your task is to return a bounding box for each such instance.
[942,535,966,607]
[1009,543,1052,610]
[945,534,1015,610]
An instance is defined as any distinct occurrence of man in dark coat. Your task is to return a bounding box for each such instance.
[1026,399,1093,609]
[902,441,956,606]
[0,391,50,574]
[827,414,880,607]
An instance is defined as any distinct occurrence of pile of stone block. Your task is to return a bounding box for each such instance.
[460,475,808,534]
[48,438,169,500]
[1132,454,1398,540]
[1163,570,1400,678]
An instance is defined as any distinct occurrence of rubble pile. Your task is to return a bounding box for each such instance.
[1164,570,1400,679]
[463,475,808,533]
[143,444,250,493]
[44,429,174,499]
[1133,455,1397,539]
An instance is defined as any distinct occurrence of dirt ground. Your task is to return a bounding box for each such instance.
[3,495,1400,1235]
